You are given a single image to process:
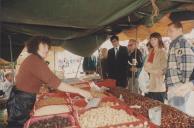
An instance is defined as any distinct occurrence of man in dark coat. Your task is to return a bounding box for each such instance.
[127,39,143,93]
[107,35,128,88]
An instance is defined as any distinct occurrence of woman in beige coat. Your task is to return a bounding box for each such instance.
[144,32,167,103]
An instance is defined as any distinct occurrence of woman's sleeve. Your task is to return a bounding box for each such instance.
[30,60,61,89]
[144,52,166,74]
[144,55,155,74]
[136,50,143,68]
[159,50,168,71]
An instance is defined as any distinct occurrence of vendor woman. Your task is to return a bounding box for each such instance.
[7,36,92,128]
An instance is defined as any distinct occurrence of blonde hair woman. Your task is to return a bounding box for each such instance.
[98,48,108,79]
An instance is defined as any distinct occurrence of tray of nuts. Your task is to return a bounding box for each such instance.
[33,104,73,117]
[77,105,157,128]
[94,79,116,89]
[67,90,110,101]
[35,92,70,110]
[24,113,78,128]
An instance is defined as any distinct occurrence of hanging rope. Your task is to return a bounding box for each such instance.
[95,35,103,80]
[150,0,159,25]
[75,57,83,78]
[8,35,15,84]
[135,27,138,63]
[8,35,13,63]
[131,27,138,93]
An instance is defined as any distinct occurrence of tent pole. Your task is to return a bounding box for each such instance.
[54,47,56,74]
[8,35,13,63]
[96,35,103,79]
[8,35,15,84]
[75,57,83,78]
[132,26,139,93]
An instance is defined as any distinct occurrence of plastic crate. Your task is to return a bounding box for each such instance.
[34,92,70,110]
[108,106,157,128]
[32,104,73,117]
[66,92,85,100]
[95,79,116,89]
[99,96,124,107]
[77,105,157,128]
[72,96,124,109]
[72,99,87,108]
[24,113,78,128]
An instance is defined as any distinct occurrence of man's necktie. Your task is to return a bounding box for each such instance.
[115,48,119,59]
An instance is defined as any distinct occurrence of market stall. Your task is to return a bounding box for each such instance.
[109,88,194,128]
[1,1,194,128]
[19,79,194,128]
[23,81,156,128]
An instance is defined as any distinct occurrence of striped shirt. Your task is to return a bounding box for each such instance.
[165,35,194,87]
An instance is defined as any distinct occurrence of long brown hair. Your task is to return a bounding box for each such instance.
[149,32,164,48]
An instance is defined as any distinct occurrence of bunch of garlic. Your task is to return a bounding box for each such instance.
[79,107,139,128]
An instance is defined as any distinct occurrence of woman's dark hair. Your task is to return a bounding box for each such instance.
[149,32,164,48]
[26,36,51,54]
[146,41,151,48]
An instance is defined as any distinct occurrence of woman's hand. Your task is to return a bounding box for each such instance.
[57,82,92,99]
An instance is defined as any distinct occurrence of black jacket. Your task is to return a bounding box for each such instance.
[97,58,108,79]
[83,56,97,72]
[107,46,128,79]
[128,49,143,78]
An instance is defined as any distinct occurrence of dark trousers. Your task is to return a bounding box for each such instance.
[7,87,36,128]
[116,77,128,88]
[110,75,127,88]
[109,73,128,88]
[145,92,166,103]
[190,69,194,81]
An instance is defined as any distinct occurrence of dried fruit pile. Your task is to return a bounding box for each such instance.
[26,82,161,128]
[29,116,72,128]
[109,87,194,128]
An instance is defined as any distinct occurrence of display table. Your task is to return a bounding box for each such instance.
[24,80,194,128]
[109,87,194,128]
[25,82,156,128]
